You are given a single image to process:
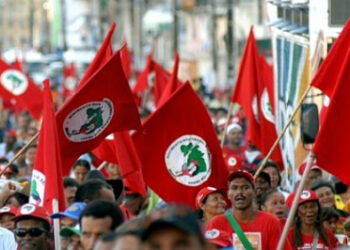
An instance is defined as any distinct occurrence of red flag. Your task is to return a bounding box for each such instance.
[231,28,261,147]
[92,134,118,164]
[0,58,43,120]
[29,79,65,213]
[157,53,182,107]
[62,62,78,98]
[77,22,115,90]
[114,131,146,196]
[152,60,171,105]
[311,20,350,184]
[56,50,141,176]
[120,42,133,80]
[133,82,228,208]
[132,54,153,93]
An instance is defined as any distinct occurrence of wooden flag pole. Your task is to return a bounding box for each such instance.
[0,132,39,177]
[254,84,313,178]
[277,154,315,250]
[97,161,108,171]
[221,102,234,147]
[52,199,61,250]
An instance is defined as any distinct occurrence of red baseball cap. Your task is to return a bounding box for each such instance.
[13,203,51,224]
[205,229,231,247]
[286,190,318,210]
[228,170,255,187]
[6,129,17,138]
[298,161,322,175]
[0,205,17,216]
[195,187,224,209]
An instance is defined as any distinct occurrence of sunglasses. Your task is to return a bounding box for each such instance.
[14,228,47,238]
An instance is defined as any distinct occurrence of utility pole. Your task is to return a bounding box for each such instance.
[61,0,67,50]
[227,0,235,82]
[29,0,35,47]
[211,0,218,73]
[173,0,178,55]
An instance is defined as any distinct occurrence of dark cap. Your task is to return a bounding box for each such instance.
[142,205,202,241]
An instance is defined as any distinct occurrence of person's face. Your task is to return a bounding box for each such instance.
[263,167,279,189]
[297,201,319,226]
[61,216,77,228]
[227,128,243,146]
[143,228,203,250]
[5,197,20,207]
[4,133,16,146]
[323,217,338,234]
[306,170,322,188]
[25,147,37,165]
[113,235,141,250]
[255,177,270,198]
[64,186,77,207]
[261,192,286,220]
[0,213,15,231]
[314,186,335,208]
[200,192,226,218]
[105,163,121,179]
[80,216,113,250]
[228,177,255,211]
[18,116,30,129]
[74,166,89,184]
[99,187,116,202]
[15,219,50,250]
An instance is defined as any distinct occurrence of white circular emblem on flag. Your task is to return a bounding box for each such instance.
[165,135,211,187]
[0,69,28,95]
[261,88,274,123]
[63,98,114,142]
[20,204,36,215]
[251,95,260,123]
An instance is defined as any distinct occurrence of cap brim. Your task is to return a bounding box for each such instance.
[60,227,81,237]
[50,212,66,219]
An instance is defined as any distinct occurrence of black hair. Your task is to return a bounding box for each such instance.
[293,200,330,247]
[73,159,91,171]
[335,181,348,195]
[310,180,335,194]
[0,158,8,164]
[75,179,112,202]
[262,160,281,186]
[320,207,340,222]
[63,177,79,189]
[79,200,123,230]
[15,217,51,233]
[5,192,29,206]
[260,190,282,206]
[196,195,208,220]
[256,172,271,187]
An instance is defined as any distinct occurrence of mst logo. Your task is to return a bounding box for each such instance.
[64,98,114,142]
[0,69,28,95]
[165,135,211,187]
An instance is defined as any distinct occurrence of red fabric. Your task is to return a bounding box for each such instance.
[287,227,337,249]
[29,80,65,213]
[157,53,182,108]
[0,58,43,120]
[114,131,147,196]
[152,61,171,105]
[206,211,289,249]
[132,54,153,93]
[132,82,228,208]
[311,41,350,184]
[222,146,245,172]
[76,22,115,91]
[231,28,261,148]
[56,51,141,176]
[120,42,133,80]
[92,135,118,164]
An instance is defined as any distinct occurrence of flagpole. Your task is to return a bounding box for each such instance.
[0,132,39,177]
[220,102,234,147]
[254,84,312,178]
[97,161,107,171]
[52,199,61,250]
[277,153,315,250]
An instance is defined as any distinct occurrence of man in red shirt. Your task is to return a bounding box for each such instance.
[206,170,290,249]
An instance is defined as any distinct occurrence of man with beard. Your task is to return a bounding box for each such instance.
[206,170,289,249]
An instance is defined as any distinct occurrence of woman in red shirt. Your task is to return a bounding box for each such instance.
[287,190,337,249]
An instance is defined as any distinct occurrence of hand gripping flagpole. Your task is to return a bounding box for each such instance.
[254,84,313,178]
[277,153,315,250]
[220,102,234,147]
[0,132,39,177]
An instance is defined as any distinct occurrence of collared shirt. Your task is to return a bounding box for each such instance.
[0,227,17,250]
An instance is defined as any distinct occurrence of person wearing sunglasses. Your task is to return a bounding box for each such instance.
[13,203,52,250]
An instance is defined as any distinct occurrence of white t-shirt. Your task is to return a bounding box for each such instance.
[0,227,17,250]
